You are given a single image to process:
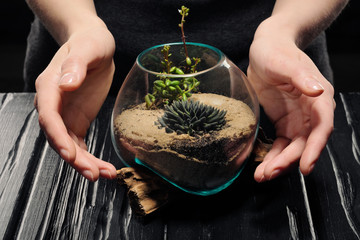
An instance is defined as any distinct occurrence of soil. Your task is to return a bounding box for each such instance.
[113,93,257,191]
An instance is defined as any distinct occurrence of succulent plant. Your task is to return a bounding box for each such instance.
[145,6,202,109]
[156,99,227,136]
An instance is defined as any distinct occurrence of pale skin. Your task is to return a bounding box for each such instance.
[26,0,348,182]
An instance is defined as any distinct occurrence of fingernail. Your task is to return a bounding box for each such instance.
[259,175,265,183]
[82,170,94,181]
[100,169,112,179]
[269,169,281,180]
[59,72,77,85]
[59,148,70,160]
[308,164,315,175]
[305,77,324,91]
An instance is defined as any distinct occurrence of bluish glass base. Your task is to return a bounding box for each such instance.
[111,114,260,196]
[134,157,249,196]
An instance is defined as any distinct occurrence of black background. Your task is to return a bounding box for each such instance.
[1,1,359,93]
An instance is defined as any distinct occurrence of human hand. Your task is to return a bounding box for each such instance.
[248,20,336,182]
[34,26,117,181]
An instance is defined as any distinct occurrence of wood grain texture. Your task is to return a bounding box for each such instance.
[0,92,359,240]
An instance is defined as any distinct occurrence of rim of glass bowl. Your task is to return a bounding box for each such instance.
[137,42,225,78]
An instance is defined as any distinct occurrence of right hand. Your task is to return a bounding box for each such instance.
[34,26,117,181]
[247,18,335,182]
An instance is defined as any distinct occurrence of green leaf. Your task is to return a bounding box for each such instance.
[170,66,176,73]
[175,68,184,75]
[176,85,182,93]
[186,57,192,66]
[182,93,187,101]
[145,94,152,108]
[170,80,180,86]
[154,80,166,88]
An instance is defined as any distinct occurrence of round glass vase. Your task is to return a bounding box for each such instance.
[111,42,259,196]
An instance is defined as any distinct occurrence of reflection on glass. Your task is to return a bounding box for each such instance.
[111,42,259,196]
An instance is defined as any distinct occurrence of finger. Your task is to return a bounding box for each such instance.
[263,136,306,180]
[280,67,325,98]
[35,71,77,163]
[83,150,117,179]
[58,37,112,91]
[68,131,88,150]
[254,137,290,182]
[77,138,116,178]
[58,52,87,91]
[292,74,325,97]
[69,143,117,181]
[254,162,266,183]
[96,158,117,179]
[299,99,334,175]
[263,137,291,162]
[69,143,100,181]
[38,109,76,162]
[79,138,88,151]
[263,49,326,97]
[67,130,116,180]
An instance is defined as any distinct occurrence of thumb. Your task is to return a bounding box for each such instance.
[255,44,326,98]
[277,51,326,97]
[58,54,87,91]
[292,74,325,97]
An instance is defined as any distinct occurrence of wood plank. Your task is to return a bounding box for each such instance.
[157,164,314,240]
[304,93,360,239]
[1,93,359,239]
[0,93,43,238]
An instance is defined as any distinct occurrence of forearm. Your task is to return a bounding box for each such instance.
[26,0,106,45]
[257,0,348,48]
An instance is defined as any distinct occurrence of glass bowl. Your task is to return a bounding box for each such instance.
[111,42,259,196]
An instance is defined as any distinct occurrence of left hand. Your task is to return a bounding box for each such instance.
[34,26,117,181]
[248,21,336,182]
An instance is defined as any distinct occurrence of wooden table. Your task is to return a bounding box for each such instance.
[1,92,360,240]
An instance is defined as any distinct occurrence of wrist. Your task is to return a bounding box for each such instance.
[62,13,108,44]
[254,14,318,49]
[264,0,349,49]
[27,0,108,46]
[254,16,298,46]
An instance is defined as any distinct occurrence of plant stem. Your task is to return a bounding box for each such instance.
[180,15,189,59]
[161,45,171,73]
[179,6,189,60]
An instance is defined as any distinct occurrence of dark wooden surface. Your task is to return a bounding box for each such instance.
[1,92,360,240]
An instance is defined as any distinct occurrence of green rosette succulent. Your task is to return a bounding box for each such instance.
[156,99,227,136]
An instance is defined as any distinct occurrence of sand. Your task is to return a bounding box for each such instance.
[113,93,257,191]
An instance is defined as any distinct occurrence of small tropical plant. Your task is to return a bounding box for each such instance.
[145,6,228,136]
[145,6,201,109]
[156,99,227,136]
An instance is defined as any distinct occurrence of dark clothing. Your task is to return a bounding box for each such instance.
[24,0,333,95]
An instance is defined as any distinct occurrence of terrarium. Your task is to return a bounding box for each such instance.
[110,7,259,196]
